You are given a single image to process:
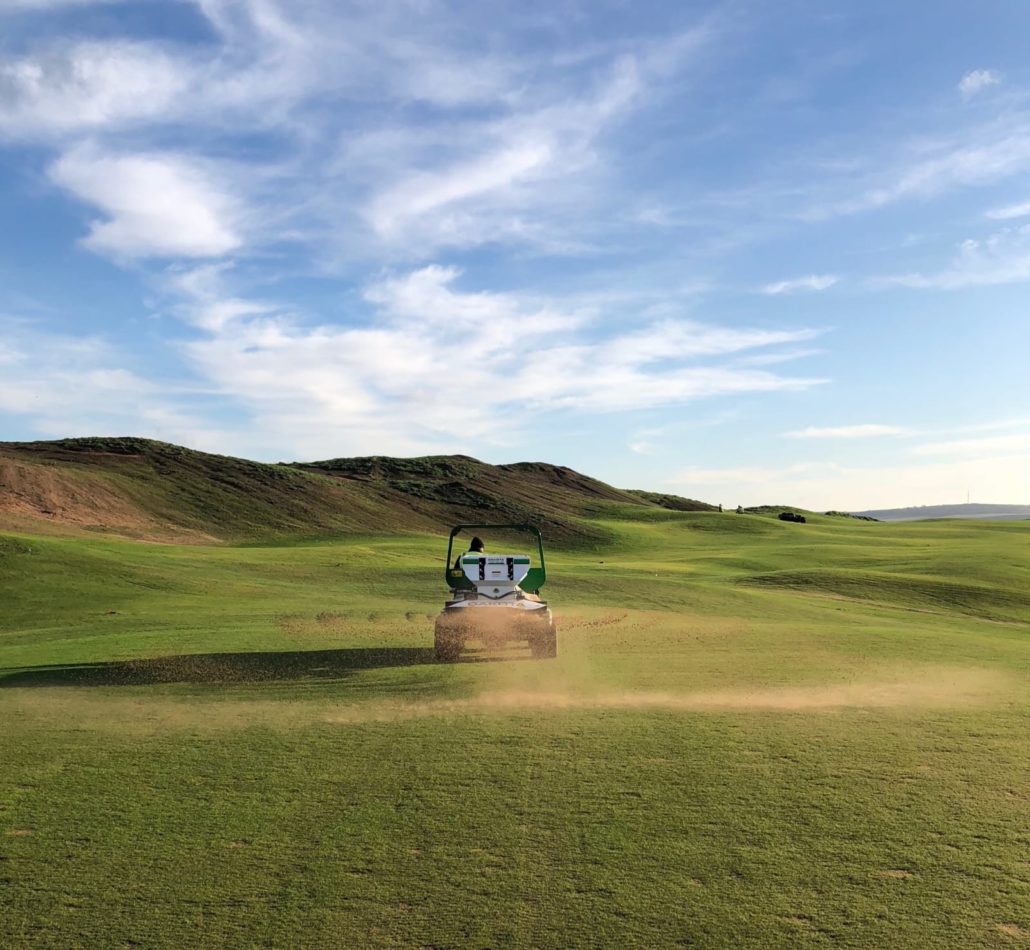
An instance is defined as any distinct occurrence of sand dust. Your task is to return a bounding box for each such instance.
[1,667,1011,734]
[320,668,1011,723]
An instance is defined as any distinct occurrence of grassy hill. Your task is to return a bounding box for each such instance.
[0,437,714,544]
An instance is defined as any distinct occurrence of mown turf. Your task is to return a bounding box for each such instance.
[1,512,1029,948]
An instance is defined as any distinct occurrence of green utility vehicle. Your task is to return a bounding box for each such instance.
[434,523,557,661]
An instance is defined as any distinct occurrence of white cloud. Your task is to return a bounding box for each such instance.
[787,424,911,439]
[192,0,526,110]
[985,199,1030,221]
[49,144,242,258]
[0,318,259,453]
[168,265,824,458]
[912,431,1030,458]
[808,117,1030,219]
[665,456,1030,510]
[0,327,150,425]
[0,41,192,138]
[880,225,1030,290]
[367,142,555,240]
[760,275,837,295]
[735,348,821,367]
[1,0,717,266]
[353,53,652,254]
[959,69,1001,100]
[166,264,280,331]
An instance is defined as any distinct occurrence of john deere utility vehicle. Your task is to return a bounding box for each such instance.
[435,523,557,661]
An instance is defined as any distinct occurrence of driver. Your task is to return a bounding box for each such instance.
[454,535,486,569]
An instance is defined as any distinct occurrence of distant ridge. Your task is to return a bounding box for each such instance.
[855,503,1030,522]
[0,437,715,544]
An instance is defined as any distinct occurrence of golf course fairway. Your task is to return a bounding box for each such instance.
[2,511,1029,947]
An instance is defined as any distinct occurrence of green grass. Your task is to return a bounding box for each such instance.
[2,512,1029,947]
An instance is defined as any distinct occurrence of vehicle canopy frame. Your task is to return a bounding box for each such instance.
[444,523,547,594]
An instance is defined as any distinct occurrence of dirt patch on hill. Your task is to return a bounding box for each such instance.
[0,457,214,542]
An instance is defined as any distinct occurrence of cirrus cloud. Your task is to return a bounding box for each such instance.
[760,275,837,295]
[166,264,826,458]
[787,424,911,439]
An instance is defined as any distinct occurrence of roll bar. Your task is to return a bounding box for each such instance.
[445,523,547,593]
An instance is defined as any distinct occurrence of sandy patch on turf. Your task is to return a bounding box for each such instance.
[1,668,1014,732]
[323,669,1011,722]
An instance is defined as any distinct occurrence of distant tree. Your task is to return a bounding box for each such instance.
[736,505,744,514]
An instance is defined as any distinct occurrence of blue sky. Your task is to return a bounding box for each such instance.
[2,0,1029,510]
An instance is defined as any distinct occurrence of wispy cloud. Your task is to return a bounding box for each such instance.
[0,40,193,139]
[366,141,556,243]
[985,199,1030,220]
[162,265,824,457]
[787,424,911,439]
[959,69,1001,100]
[878,225,1030,290]
[805,114,1030,220]
[912,430,1030,458]
[0,323,152,432]
[49,144,242,258]
[350,47,694,256]
[3,0,716,267]
[0,315,263,452]
[665,455,1030,510]
[760,274,837,295]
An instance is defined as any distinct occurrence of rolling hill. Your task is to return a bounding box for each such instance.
[0,437,715,544]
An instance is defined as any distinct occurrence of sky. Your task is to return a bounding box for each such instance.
[1,0,1029,511]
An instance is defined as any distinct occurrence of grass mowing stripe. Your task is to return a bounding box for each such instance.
[1,513,1029,946]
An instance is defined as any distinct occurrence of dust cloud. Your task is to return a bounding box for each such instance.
[0,668,1012,734]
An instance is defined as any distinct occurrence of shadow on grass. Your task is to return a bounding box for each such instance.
[0,645,534,688]
[0,646,443,688]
